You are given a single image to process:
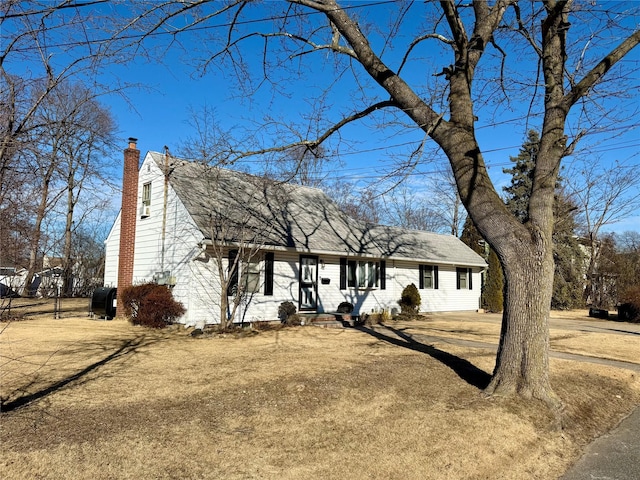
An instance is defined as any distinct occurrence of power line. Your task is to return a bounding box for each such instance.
[5,1,396,53]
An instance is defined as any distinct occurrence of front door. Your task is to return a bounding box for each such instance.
[299,255,318,311]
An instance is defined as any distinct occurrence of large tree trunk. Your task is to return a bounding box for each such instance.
[485,233,560,406]
[441,130,561,406]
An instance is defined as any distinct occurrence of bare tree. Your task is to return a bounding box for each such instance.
[177,114,277,329]
[1,2,132,297]
[53,84,117,296]
[0,1,120,190]
[431,169,466,237]
[565,157,640,305]
[178,161,280,329]
[384,187,444,232]
[325,180,382,225]
[271,144,333,187]
[384,167,466,235]
[21,117,65,296]
[18,81,116,297]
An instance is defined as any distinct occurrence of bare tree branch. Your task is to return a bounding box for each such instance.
[563,28,640,109]
[226,100,398,162]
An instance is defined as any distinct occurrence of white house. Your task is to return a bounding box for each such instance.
[104,140,486,325]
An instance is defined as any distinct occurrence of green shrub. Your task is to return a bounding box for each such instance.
[337,301,354,314]
[120,283,185,329]
[278,301,299,325]
[398,283,421,314]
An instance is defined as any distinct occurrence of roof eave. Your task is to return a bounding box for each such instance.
[199,239,487,267]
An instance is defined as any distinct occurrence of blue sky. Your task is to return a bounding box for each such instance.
[13,1,639,233]
[100,1,639,234]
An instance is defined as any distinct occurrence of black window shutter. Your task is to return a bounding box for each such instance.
[264,252,274,295]
[339,258,347,290]
[434,266,439,290]
[468,268,473,290]
[456,268,461,290]
[380,260,386,290]
[348,260,356,287]
[419,265,424,289]
[228,249,238,296]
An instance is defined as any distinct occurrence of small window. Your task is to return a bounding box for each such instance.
[228,250,262,296]
[420,265,439,289]
[142,182,151,206]
[457,268,473,290]
[243,259,261,294]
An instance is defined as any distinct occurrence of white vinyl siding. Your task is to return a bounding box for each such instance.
[103,212,120,287]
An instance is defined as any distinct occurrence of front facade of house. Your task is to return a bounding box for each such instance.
[104,145,486,325]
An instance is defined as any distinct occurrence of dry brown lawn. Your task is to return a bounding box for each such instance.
[1,299,639,479]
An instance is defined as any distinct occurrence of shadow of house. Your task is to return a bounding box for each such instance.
[103,145,486,326]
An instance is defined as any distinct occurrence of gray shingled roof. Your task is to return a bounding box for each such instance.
[152,152,486,267]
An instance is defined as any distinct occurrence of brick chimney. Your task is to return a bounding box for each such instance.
[117,137,140,303]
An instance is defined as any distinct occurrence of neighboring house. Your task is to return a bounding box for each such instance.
[1,266,23,298]
[104,140,486,325]
[0,263,65,298]
[0,257,82,298]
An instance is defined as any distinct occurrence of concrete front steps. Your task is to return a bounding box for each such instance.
[298,312,359,328]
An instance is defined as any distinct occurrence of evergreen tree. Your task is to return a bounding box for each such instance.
[460,216,485,256]
[460,217,504,312]
[551,190,585,309]
[503,131,585,309]
[503,130,539,223]
[484,248,504,312]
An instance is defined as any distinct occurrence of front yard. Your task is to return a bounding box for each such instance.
[1,301,639,479]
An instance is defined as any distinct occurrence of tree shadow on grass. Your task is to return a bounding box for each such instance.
[1,335,158,413]
[357,324,491,390]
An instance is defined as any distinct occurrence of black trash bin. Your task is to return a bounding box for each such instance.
[91,287,117,319]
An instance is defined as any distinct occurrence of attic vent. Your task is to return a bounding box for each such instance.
[140,205,150,218]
